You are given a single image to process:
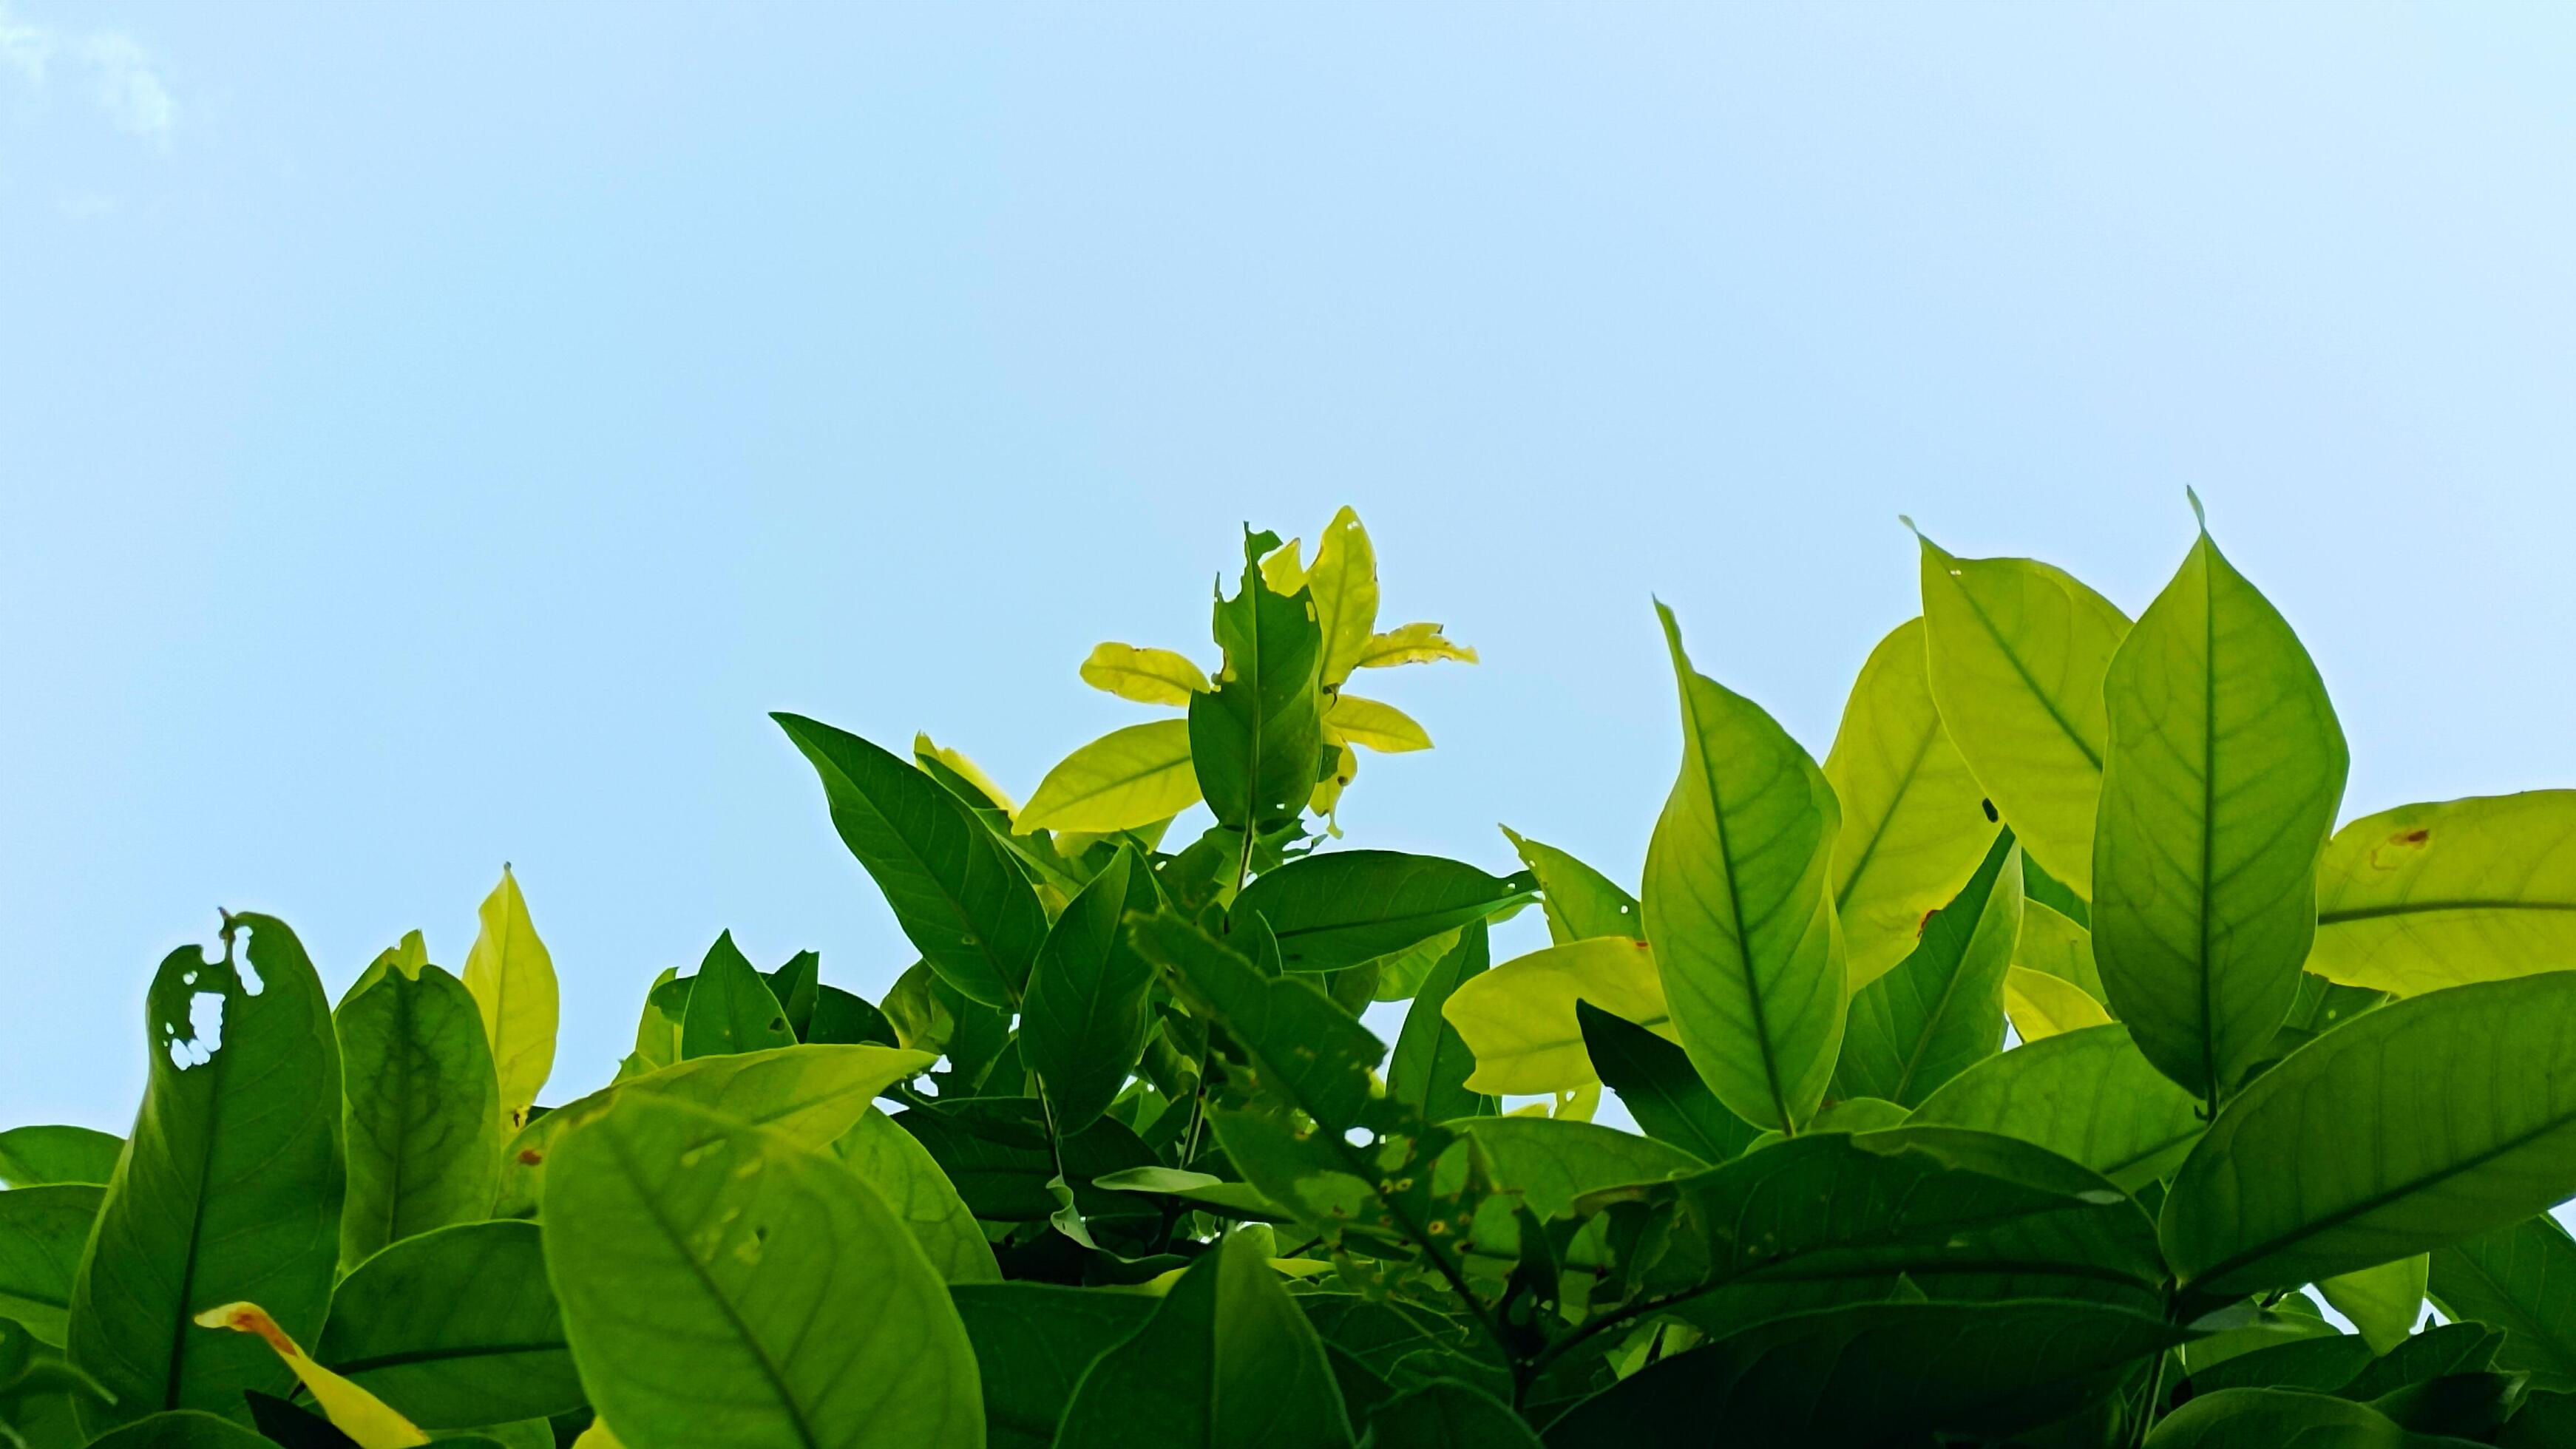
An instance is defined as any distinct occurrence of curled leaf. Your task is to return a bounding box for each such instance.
[1077,644,1212,707]
[194,1303,426,1449]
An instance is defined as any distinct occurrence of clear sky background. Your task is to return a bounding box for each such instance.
[4,5,2573,1130]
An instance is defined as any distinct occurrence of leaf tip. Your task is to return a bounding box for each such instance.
[2186,486,2208,531]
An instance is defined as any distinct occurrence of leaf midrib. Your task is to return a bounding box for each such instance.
[2319,898,2576,926]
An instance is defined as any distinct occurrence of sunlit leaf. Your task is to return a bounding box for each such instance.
[1233,849,1534,974]
[2005,965,2115,1042]
[461,868,557,1133]
[1347,622,1476,672]
[1499,827,1640,945]
[678,932,796,1059]
[1916,531,2131,897]
[333,960,500,1272]
[1019,719,1202,837]
[1190,529,1326,844]
[2160,972,2576,1300]
[2318,1254,2429,1356]
[1643,603,1844,1134]
[1825,617,1996,989]
[1304,507,1381,688]
[317,1221,579,1429]
[831,1110,1001,1285]
[2018,898,2106,1001]
[0,1126,122,1189]
[2093,512,2348,1105]
[2310,792,2576,997]
[1909,1023,2200,1192]
[1324,694,1431,753]
[544,1093,983,1449]
[1833,830,2021,1107]
[912,733,1022,820]
[1077,643,1212,707]
[1443,937,1669,1095]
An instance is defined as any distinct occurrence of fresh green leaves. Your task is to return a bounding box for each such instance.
[2311,791,2576,997]
[678,931,798,1059]
[1831,828,2022,1107]
[0,1126,121,1187]
[0,1184,102,1346]
[2092,512,2349,1105]
[2161,972,2576,1300]
[70,915,346,1429]
[1020,848,1154,1130]
[1189,529,1327,847]
[1909,1022,2201,1191]
[335,958,500,1271]
[317,1222,579,1428]
[1231,850,1535,974]
[776,710,1046,1008]
[543,1093,983,1449]
[1642,603,1845,1134]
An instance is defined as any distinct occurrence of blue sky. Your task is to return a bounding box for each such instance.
[4,4,2574,1129]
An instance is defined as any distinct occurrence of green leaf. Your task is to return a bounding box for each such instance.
[1443,937,1669,1096]
[1499,828,1640,946]
[2311,792,2576,997]
[2338,1321,2505,1403]
[1916,533,2132,897]
[1053,1232,1354,1449]
[1574,1002,1760,1163]
[2319,1255,2431,1356]
[461,867,558,1134]
[0,1185,101,1346]
[69,914,345,1431]
[1642,603,1845,1134]
[1077,642,1211,706]
[1189,529,1326,843]
[2006,965,2116,1042]
[1832,830,2022,1107]
[1358,1379,1539,1448]
[1457,1118,1701,1220]
[1601,1127,2165,1335]
[1233,850,1535,974]
[2019,898,2106,1001]
[775,710,1048,1008]
[678,931,797,1059]
[493,1042,932,1217]
[2182,1334,2376,1397]
[889,1099,1157,1225]
[627,969,688,1074]
[2146,1386,2482,1446]
[1389,924,1497,1122]
[948,1283,1154,1449]
[1543,1299,2184,1448]
[77,1411,279,1449]
[1021,848,1153,1131]
[0,1127,122,1188]
[1908,1023,2202,1192]
[1018,720,1204,837]
[2160,972,2576,1300]
[830,1109,1000,1284]
[2428,1213,2576,1389]
[1825,617,1998,990]
[1133,915,1386,1133]
[764,950,821,1041]
[2092,521,2349,1106]
[316,1221,578,1429]
[806,984,898,1048]
[333,962,500,1272]
[543,1093,983,1449]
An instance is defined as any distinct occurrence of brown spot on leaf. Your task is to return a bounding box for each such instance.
[518,1148,545,1166]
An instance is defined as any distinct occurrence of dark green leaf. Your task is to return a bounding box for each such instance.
[1360,1379,1542,1448]
[1232,851,1536,974]
[2181,1334,2375,1397]
[1022,849,1154,1131]
[317,1221,578,1429]
[1542,1299,2184,1448]
[543,1093,983,1448]
[805,984,898,1048]
[1187,529,1326,842]
[0,1185,101,1346]
[1831,829,2021,1107]
[1458,1118,1701,1220]
[2430,1213,2576,1388]
[1054,1232,1354,1449]
[78,1411,278,1449]
[0,1127,121,1188]
[69,915,344,1431]
[765,950,821,1040]
[1576,1002,1760,1163]
[679,931,798,1059]
[2336,1322,2505,1404]
[1909,1022,2203,1192]
[1132,914,1384,1133]
[891,1098,1156,1224]
[2161,973,2576,1300]
[774,711,1046,1008]
[1389,924,1495,1123]
[333,962,500,1271]
[2148,1387,2486,1446]
[948,1283,1153,1449]
[244,1391,357,1449]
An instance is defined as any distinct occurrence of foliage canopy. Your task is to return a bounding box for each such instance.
[10,501,2576,1447]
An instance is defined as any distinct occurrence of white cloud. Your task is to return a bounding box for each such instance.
[0,2,176,146]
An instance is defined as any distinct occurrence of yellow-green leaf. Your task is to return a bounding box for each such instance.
[2310,792,2576,997]
[1308,506,1380,688]
[195,1303,427,1449]
[461,867,557,1133]
[1077,644,1211,707]
[1325,694,1431,753]
[1349,621,1477,672]
[1824,617,1995,990]
[1259,536,1308,597]
[1916,532,2131,897]
[912,733,1019,818]
[2316,1254,2428,1355]
[1017,719,1201,835]
[1443,937,1670,1095]
[1642,604,1845,1134]
[2017,900,2106,1003]
[2004,966,2112,1042]
[1502,827,1642,945]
